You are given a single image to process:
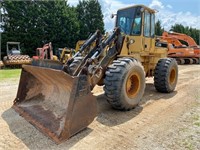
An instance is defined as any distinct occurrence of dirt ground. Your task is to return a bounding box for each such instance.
[0,65,200,150]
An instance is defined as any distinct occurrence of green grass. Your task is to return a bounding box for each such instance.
[192,115,200,121]
[194,122,200,127]
[0,69,21,80]
[192,114,200,127]
[182,138,195,150]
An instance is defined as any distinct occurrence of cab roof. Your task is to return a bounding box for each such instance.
[117,4,156,14]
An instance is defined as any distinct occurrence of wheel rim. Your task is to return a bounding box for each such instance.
[169,68,176,85]
[126,73,140,98]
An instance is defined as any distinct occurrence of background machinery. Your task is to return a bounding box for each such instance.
[58,47,74,64]
[13,5,178,143]
[3,42,31,68]
[33,42,58,61]
[58,40,95,64]
[162,31,200,64]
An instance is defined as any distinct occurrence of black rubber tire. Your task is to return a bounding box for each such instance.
[154,58,178,93]
[104,58,145,110]
[69,57,83,74]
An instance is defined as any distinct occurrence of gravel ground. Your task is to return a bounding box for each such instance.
[0,65,199,150]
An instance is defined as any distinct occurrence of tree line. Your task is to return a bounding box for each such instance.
[155,20,200,45]
[1,1,199,57]
[1,0,104,57]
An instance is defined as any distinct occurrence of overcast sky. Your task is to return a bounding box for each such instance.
[68,0,200,31]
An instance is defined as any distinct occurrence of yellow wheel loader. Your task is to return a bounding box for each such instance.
[13,5,178,143]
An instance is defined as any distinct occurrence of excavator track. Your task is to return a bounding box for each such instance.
[175,58,199,65]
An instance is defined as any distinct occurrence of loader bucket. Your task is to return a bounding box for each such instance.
[12,60,97,144]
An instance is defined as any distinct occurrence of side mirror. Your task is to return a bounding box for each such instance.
[111,13,116,19]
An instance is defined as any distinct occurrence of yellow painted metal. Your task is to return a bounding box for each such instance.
[118,5,168,77]
[126,72,140,98]
[169,67,176,85]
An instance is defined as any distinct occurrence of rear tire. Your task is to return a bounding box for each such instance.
[104,58,145,110]
[154,58,178,93]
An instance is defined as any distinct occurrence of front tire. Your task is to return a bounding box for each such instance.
[154,58,178,93]
[69,57,82,74]
[104,58,145,110]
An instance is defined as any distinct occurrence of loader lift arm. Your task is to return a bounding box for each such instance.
[64,27,123,88]
[65,30,102,68]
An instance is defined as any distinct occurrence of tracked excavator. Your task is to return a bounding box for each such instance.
[162,31,200,64]
[158,36,196,64]
[3,42,31,68]
[13,5,178,143]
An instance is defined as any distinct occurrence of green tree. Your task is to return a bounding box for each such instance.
[170,24,185,33]
[171,24,200,45]
[1,1,30,55]
[1,0,79,56]
[155,20,164,36]
[76,0,104,40]
[35,0,80,53]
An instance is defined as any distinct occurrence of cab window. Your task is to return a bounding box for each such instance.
[131,9,142,35]
[118,14,134,34]
[116,7,139,35]
[151,14,155,37]
[144,11,151,37]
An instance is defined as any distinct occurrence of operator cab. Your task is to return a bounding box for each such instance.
[115,5,156,53]
[116,5,155,37]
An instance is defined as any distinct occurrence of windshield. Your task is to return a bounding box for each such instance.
[116,7,142,35]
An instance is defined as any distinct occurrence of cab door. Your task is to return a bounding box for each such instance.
[143,10,155,52]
